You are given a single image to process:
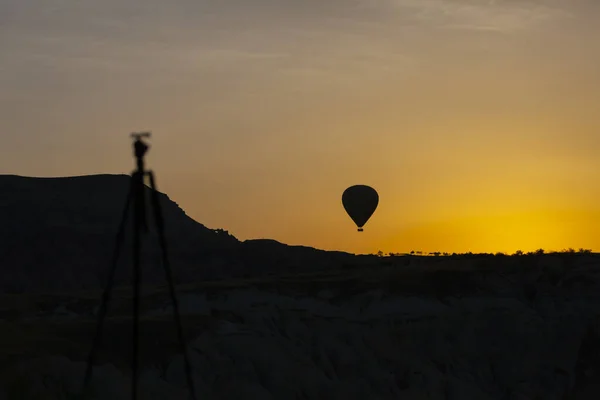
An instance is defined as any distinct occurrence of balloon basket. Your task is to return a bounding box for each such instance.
[357,228,364,232]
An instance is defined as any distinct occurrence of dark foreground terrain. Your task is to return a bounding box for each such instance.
[1,253,600,399]
[1,175,600,399]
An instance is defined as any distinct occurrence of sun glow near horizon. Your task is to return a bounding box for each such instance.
[371,209,600,256]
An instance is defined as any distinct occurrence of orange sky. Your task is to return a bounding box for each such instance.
[1,0,600,254]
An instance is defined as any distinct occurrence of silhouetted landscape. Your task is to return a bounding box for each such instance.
[1,174,600,399]
[0,175,358,293]
[4,0,600,397]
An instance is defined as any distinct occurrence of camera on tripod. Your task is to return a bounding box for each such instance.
[83,131,197,400]
[130,132,151,166]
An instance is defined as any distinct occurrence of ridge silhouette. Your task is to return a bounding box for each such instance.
[0,174,356,293]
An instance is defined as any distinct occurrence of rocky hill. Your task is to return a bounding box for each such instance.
[0,174,356,293]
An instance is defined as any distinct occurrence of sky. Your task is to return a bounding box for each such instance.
[1,0,600,255]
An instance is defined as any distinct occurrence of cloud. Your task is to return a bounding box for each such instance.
[0,0,583,97]
[379,0,572,33]
[1,0,421,90]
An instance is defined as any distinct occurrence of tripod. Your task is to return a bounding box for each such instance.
[82,133,197,400]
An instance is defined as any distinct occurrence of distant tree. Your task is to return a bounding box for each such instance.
[442,252,449,256]
[567,248,576,254]
[535,248,545,255]
[431,252,441,257]
[410,250,415,255]
[578,248,592,254]
[495,252,505,257]
[377,250,384,257]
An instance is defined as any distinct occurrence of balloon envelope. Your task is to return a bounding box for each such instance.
[342,185,379,231]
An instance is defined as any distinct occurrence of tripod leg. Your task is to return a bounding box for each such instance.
[132,171,145,400]
[147,172,198,400]
[83,178,134,397]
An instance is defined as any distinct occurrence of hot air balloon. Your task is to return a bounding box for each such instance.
[342,185,379,232]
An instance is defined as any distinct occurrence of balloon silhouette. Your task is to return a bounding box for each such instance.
[342,185,379,232]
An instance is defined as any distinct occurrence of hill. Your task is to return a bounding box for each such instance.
[0,174,355,293]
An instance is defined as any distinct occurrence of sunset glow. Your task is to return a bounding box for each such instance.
[2,0,599,254]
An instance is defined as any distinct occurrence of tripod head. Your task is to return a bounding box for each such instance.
[131,132,151,172]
